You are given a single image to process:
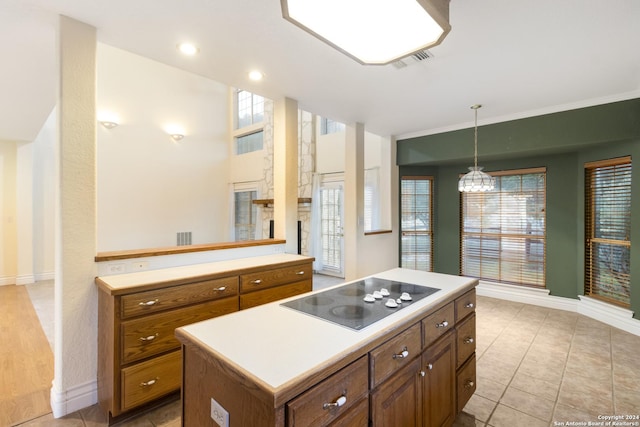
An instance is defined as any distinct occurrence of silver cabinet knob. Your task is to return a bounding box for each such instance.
[323,394,347,409]
[392,347,409,359]
[464,380,475,389]
[463,337,475,344]
[465,302,475,309]
[435,320,449,328]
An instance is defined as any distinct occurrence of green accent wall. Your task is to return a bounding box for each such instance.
[398,98,640,318]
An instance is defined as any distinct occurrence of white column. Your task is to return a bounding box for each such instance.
[273,98,299,254]
[344,122,365,280]
[51,15,98,417]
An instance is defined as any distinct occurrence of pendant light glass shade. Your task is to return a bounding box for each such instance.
[458,105,495,192]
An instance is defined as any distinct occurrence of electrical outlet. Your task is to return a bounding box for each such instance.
[131,261,149,271]
[210,398,229,427]
[107,263,125,274]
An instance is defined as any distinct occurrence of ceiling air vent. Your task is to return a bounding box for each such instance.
[392,49,434,69]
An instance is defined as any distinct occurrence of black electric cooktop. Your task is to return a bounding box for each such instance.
[281,277,440,331]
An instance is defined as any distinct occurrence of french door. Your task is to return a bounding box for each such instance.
[319,181,344,277]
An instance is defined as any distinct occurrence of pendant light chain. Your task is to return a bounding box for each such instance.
[473,105,479,169]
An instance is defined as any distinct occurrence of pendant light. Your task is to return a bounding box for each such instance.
[458,104,495,192]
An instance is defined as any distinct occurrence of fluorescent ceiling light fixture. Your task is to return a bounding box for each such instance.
[177,42,199,55]
[281,0,451,65]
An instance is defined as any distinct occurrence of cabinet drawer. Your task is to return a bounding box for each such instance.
[422,302,455,348]
[369,323,421,388]
[121,350,181,411]
[240,263,312,293]
[240,280,311,309]
[455,289,476,323]
[456,313,476,368]
[286,356,368,427]
[457,354,476,413]
[121,297,237,364]
[121,276,238,319]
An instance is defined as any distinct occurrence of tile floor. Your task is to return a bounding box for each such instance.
[15,280,640,426]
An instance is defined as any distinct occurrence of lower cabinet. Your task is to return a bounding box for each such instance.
[422,330,456,427]
[370,358,423,426]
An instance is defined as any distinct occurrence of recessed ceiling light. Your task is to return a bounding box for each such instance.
[177,43,199,55]
[248,70,264,81]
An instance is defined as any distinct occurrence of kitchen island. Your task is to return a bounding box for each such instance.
[175,268,478,426]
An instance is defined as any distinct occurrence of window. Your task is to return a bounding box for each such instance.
[320,117,345,135]
[234,190,257,241]
[234,90,265,154]
[235,131,264,155]
[461,168,546,287]
[400,176,433,271]
[364,167,380,231]
[585,157,632,307]
[236,90,264,128]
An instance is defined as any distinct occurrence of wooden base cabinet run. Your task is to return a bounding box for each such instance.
[95,254,313,422]
[176,272,477,427]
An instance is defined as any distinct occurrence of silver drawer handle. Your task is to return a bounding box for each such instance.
[323,394,347,409]
[214,286,226,291]
[435,320,449,328]
[296,271,305,275]
[138,299,159,307]
[251,279,262,284]
[464,380,475,389]
[465,302,475,309]
[464,337,475,344]
[139,333,159,342]
[392,347,409,359]
[139,377,159,387]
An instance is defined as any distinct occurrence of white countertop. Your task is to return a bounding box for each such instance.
[177,268,476,390]
[96,253,312,293]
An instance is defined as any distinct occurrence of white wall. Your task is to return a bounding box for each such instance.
[32,108,56,280]
[96,43,230,251]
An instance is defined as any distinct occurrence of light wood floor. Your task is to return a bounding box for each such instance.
[0,285,53,427]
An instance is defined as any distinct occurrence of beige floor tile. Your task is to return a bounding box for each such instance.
[552,402,604,424]
[614,384,640,414]
[487,403,547,427]
[500,386,554,421]
[15,412,85,426]
[463,394,497,423]
[558,371,613,415]
[517,356,565,385]
[475,375,507,402]
[477,355,519,385]
[509,371,560,402]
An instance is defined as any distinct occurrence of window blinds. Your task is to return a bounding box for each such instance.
[584,157,632,307]
[460,168,546,287]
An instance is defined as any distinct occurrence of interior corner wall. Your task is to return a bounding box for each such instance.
[96,43,230,251]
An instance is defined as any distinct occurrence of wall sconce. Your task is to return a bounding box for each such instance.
[99,120,119,129]
[164,123,186,142]
[97,111,120,129]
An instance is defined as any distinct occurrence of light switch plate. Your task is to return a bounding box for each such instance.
[211,398,229,427]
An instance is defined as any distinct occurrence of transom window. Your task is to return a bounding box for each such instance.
[584,157,632,307]
[236,90,264,129]
[460,168,546,287]
[320,117,345,135]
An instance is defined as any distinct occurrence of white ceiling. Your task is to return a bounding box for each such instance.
[2,0,640,143]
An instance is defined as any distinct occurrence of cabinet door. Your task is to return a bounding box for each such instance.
[370,358,422,427]
[422,331,456,427]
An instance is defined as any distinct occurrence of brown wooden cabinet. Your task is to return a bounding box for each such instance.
[421,330,456,427]
[96,255,313,421]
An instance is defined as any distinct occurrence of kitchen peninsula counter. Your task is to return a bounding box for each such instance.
[176,268,478,426]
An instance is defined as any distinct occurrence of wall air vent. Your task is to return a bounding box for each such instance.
[392,49,434,69]
[177,231,192,246]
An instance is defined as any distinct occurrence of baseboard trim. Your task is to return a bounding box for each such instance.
[16,274,36,285]
[0,276,16,286]
[50,380,97,418]
[35,271,55,281]
[476,281,639,336]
